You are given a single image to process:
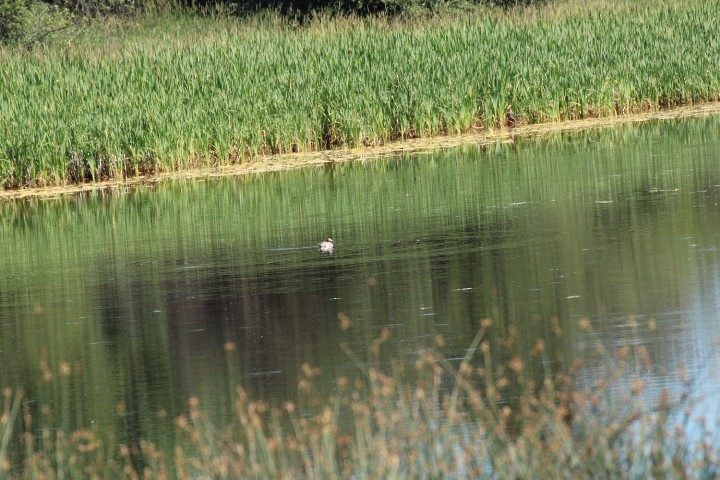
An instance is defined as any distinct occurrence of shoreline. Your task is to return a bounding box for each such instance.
[3,102,720,201]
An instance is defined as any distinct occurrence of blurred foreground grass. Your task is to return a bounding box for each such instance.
[1,318,718,478]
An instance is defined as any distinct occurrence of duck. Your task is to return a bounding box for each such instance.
[319,238,334,253]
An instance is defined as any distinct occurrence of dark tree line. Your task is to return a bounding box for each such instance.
[1,0,543,45]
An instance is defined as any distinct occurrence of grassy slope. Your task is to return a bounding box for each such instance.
[0,0,719,189]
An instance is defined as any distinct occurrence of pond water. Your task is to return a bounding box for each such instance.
[1,115,720,447]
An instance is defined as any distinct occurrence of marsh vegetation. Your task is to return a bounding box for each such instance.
[1,322,718,478]
[2,0,720,188]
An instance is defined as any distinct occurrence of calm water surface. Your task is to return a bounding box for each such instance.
[1,116,720,444]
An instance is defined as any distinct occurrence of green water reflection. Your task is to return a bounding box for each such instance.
[1,115,720,446]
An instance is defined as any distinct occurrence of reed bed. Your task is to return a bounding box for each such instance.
[1,320,718,478]
[1,0,720,188]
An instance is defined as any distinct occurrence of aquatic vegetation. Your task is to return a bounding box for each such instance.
[0,0,720,188]
[0,319,718,478]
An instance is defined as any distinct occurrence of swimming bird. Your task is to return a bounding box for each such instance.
[319,238,334,253]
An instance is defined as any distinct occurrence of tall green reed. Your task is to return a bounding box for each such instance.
[1,0,720,188]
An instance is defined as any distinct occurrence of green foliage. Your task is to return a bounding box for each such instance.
[2,1,720,187]
[0,0,145,47]
[47,0,143,16]
[0,0,32,43]
[0,0,75,46]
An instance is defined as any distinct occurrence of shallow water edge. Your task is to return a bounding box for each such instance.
[4,102,720,201]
